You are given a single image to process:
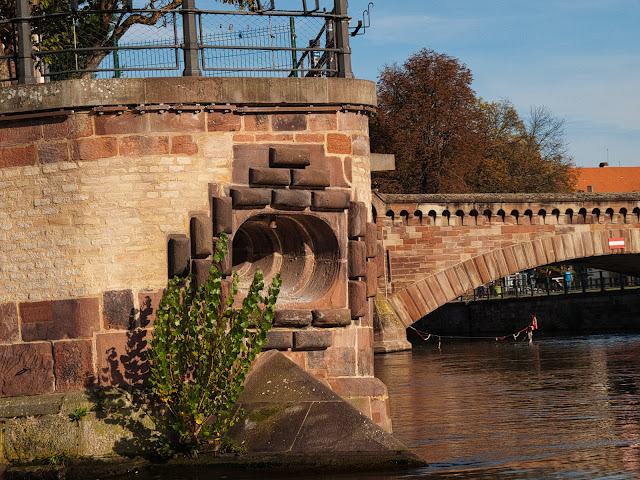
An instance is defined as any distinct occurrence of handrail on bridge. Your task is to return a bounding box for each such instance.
[1,0,355,84]
[454,271,640,304]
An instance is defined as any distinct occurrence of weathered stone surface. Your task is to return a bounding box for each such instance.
[137,291,162,328]
[53,339,95,391]
[96,330,150,387]
[349,280,367,319]
[269,146,311,167]
[263,330,293,351]
[312,309,351,328]
[0,343,54,396]
[274,310,312,328]
[291,168,331,188]
[167,234,190,278]
[103,290,135,330]
[348,201,367,239]
[348,240,366,278]
[293,330,332,350]
[230,187,271,208]
[0,302,19,343]
[190,214,213,258]
[311,190,350,211]
[232,144,270,184]
[78,409,156,457]
[191,258,213,289]
[271,189,311,210]
[249,167,291,186]
[3,415,78,462]
[21,298,100,341]
[365,222,378,258]
[211,195,233,235]
[366,261,378,298]
[229,351,417,460]
[272,114,307,131]
[0,393,64,418]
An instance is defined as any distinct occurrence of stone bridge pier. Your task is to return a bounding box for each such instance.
[372,192,640,337]
[0,77,393,432]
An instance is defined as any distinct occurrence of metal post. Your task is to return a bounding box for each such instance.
[333,0,353,78]
[181,0,201,77]
[16,0,36,84]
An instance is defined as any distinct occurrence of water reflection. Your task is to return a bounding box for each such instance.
[375,335,640,479]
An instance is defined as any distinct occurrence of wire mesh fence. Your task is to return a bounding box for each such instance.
[1,0,352,83]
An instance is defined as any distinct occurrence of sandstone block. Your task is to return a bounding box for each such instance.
[274,310,312,328]
[271,189,311,210]
[348,240,366,278]
[192,258,213,289]
[349,280,367,319]
[269,146,311,167]
[311,190,350,211]
[293,330,332,351]
[71,137,117,161]
[21,298,100,341]
[211,195,232,235]
[312,309,351,328]
[0,302,19,343]
[103,290,135,330]
[138,291,163,328]
[263,330,293,351]
[96,330,150,387]
[365,222,377,258]
[348,201,367,239]
[291,168,330,188]
[327,133,351,154]
[53,339,95,391]
[249,167,291,186]
[231,187,271,208]
[0,343,54,396]
[366,261,378,298]
[37,142,70,164]
[272,114,307,131]
[190,214,213,258]
[0,146,36,168]
[168,234,190,278]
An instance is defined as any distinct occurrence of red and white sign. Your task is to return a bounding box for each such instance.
[609,237,625,249]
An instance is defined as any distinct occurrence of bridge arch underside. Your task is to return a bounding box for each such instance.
[387,228,640,328]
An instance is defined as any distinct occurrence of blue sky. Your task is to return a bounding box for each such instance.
[347,1,640,168]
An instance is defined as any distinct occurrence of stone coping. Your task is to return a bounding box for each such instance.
[0,77,377,116]
[376,191,640,205]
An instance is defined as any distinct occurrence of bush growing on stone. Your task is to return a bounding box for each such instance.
[148,232,281,454]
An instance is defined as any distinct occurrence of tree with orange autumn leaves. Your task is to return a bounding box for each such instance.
[371,49,577,194]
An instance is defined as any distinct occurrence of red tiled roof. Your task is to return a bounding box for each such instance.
[574,166,640,193]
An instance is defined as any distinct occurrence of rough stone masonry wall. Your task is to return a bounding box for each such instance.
[0,78,390,431]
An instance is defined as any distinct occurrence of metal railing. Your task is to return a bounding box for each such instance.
[0,0,354,84]
[454,272,640,304]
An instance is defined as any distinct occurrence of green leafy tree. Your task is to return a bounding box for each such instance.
[370,48,485,194]
[475,99,576,193]
[148,232,281,453]
[371,48,576,194]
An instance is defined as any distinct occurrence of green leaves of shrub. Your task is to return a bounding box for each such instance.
[148,232,281,453]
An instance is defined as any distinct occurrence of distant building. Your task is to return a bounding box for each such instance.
[575,163,640,192]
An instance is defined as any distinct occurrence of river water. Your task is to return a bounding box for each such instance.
[121,334,640,480]
[374,334,640,479]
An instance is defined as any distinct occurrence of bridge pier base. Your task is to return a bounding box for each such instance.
[373,295,412,353]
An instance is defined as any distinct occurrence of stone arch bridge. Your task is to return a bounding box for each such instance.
[372,192,640,327]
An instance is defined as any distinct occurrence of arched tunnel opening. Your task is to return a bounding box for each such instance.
[232,214,340,303]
